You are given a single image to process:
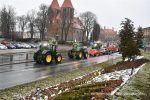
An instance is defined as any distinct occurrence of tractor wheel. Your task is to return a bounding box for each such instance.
[43,53,52,64]
[55,54,62,63]
[34,52,41,64]
[76,51,83,60]
[68,51,73,59]
[33,53,37,61]
[84,52,88,59]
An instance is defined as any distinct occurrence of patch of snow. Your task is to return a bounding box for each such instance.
[51,94,55,97]
[89,60,146,95]
[111,63,145,95]
[44,96,48,100]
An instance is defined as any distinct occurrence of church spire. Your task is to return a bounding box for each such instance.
[61,0,73,8]
[50,0,60,9]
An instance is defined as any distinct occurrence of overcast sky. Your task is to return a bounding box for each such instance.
[0,0,150,31]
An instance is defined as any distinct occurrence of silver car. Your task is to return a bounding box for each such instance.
[0,44,8,49]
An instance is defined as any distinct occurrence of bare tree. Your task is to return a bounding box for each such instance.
[0,6,16,40]
[60,8,74,42]
[27,10,36,39]
[79,11,96,43]
[17,15,28,38]
[35,4,48,41]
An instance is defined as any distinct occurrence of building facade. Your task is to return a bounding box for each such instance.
[143,27,150,43]
[99,27,118,44]
[47,0,84,42]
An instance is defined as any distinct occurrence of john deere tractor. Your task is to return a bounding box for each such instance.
[68,42,88,60]
[33,39,62,64]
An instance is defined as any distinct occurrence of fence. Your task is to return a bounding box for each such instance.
[0,52,35,65]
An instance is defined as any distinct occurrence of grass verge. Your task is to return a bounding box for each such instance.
[112,50,150,100]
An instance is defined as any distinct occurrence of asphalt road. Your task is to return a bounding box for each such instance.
[0,53,121,90]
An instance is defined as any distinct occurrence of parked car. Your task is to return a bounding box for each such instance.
[5,43,16,49]
[1,40,10,45]
[12,43,23,49]
[107,45,118,53]
[22,43,31,49]
[89,49,103,56]
[29,43,37,48]
[0,44,8,49]
[100,48,109,55]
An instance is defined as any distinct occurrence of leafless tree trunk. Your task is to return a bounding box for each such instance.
[79,11,96,43]
[27,10,36,39]
[60,8,74,42]
[35,4,48,41]
[17,15,28,38]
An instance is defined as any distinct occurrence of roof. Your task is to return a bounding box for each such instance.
[72,17,84,29]
[143,27,150,30]
[50,0,60,9]
[61,0,73,8]
[101,28,117,35]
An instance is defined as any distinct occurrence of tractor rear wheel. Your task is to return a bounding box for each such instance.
[68,51,73,59]
[34,52,41,64]
[43,53,52,64]
[76,51,83,60]
[55,54,62,63]
[84,52,88,59]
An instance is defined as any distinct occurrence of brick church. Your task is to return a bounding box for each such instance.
[47,0,84,42]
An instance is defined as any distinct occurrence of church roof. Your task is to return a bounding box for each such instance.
[61,0,73,8]
[50,0,60,9]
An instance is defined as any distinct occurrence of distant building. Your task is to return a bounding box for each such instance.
[143,27,150,43]
[16,31,40,39]
[99,27,118,44]
[48,0,84,42]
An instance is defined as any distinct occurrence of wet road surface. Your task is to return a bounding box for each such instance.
[0,53,121,90]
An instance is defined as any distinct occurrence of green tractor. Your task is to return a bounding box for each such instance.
[33,39,62,64]
[68,42,88,60]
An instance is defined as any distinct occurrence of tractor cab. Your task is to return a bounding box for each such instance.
[72,43,83,51]
[40,41,57,53]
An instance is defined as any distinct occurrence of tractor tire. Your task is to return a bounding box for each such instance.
[43,53,52,65]
[33,53,37,61]
[34,52,41,64]
[76,51,83,60]
[84,52,88,59]
[68,51,73,59]
[55,54,62,63]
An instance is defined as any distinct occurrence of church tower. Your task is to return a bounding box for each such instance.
[48,0,60,38]
[60,0,74,41]
[61,0,74,22]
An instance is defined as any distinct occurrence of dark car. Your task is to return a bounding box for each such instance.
[6,43,16,49]
[12,43,23,49]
